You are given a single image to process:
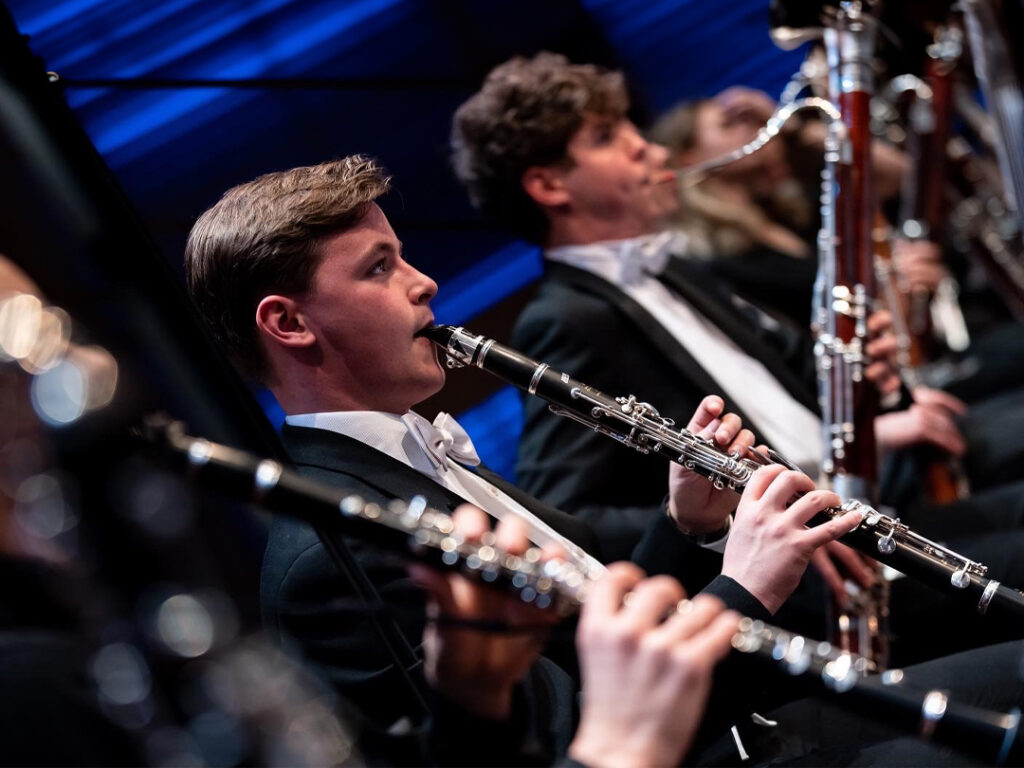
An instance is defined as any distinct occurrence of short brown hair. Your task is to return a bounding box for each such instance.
[185,155,390,381]
[451,52,628,243]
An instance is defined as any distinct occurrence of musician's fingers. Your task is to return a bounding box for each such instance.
[726,429,756,458]
[407,564,459,615]
[491,516,533,556]
[714,412,744,446]
[932,427,967,457]
[410,506,489,613]
[451,504,491,542]
[827,541,878,589]
[686,394,726,435]
[922,411,967,456]
[760,469,818,509]
[583,562,646,621]
[864,361,900,394]
[809,548,847,601]
[699,419,722,440]
[539,541,569,564]
[866,365,901,396]
[912,386,968,416]
[749,444,772,462]
[866,309,893,334]
[686,609,742,665]
[882,372,902,395]
[864,361,886,380]
[865,334,899,360]
[741,464,788,500]
[621,576,687,626]
[652,594,723,644]
[787,489,843,526]
[804,508,862,549]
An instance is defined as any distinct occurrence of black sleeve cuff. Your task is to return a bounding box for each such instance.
[631,511,725,598]
[700,574,772,621]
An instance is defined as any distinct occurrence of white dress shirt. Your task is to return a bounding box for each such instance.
[546,232,823,475]
[285,409,607,579]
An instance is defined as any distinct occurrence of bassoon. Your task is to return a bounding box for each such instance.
[816,0,889,663]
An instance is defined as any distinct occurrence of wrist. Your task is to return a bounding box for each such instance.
[569,730,671,768]
[668,500,733,541]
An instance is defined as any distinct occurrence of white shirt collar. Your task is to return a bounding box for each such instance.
[284,409,608,576]
[546,230,688,286]
[285,409,482,474]
[285,410,435,474]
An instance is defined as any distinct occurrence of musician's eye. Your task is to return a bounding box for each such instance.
[368,258,388,276]
[594,123,615,145]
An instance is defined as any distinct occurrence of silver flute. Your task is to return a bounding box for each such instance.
[153,419,1023,765]
[424,324,1024,621]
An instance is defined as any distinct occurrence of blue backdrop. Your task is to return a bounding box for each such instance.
[7,0,806,478]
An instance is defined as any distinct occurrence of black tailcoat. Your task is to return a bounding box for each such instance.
[261,422,771,731]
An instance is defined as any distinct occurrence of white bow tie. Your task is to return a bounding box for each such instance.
[402,411,481,473]
[618,230,688,284]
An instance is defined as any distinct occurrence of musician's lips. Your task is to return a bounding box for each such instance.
[413,320,435,340]
[646,169,677,186]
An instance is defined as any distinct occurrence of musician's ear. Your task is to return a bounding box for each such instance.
[522,165,570,208]
[255,295,316,350]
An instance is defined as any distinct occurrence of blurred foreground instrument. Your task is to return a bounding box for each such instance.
[150,418,1024,766]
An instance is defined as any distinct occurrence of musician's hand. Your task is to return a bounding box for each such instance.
[893,239,947,293]
[409,505,562,720]
[569,564,739,768]
[722,466,860,614]
[865,310,901,397]
[911,386,968,419]
[668,395,755,535]
[810,542,877,606]
[874,399,967,457]
[871,141,910,202]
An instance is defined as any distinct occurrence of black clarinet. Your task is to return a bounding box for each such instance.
[423,323,1024,622]
[149,418,1023,765]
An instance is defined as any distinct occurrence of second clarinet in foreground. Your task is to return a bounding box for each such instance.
[151,420,1023,765]
[423,324,1024,621]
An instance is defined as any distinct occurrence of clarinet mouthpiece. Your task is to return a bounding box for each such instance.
[419,323,456,345]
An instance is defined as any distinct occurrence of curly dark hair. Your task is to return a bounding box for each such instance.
[184,155,390,382]
[451,52,628,243]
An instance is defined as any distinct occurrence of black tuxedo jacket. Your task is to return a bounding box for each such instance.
[261,422,770,733]
[513,258,817,561]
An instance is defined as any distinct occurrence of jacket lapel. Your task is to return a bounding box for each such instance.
[656,258,818,413]
[545,262,763,431]
[281,424,601,556]
[281,424,470,513]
